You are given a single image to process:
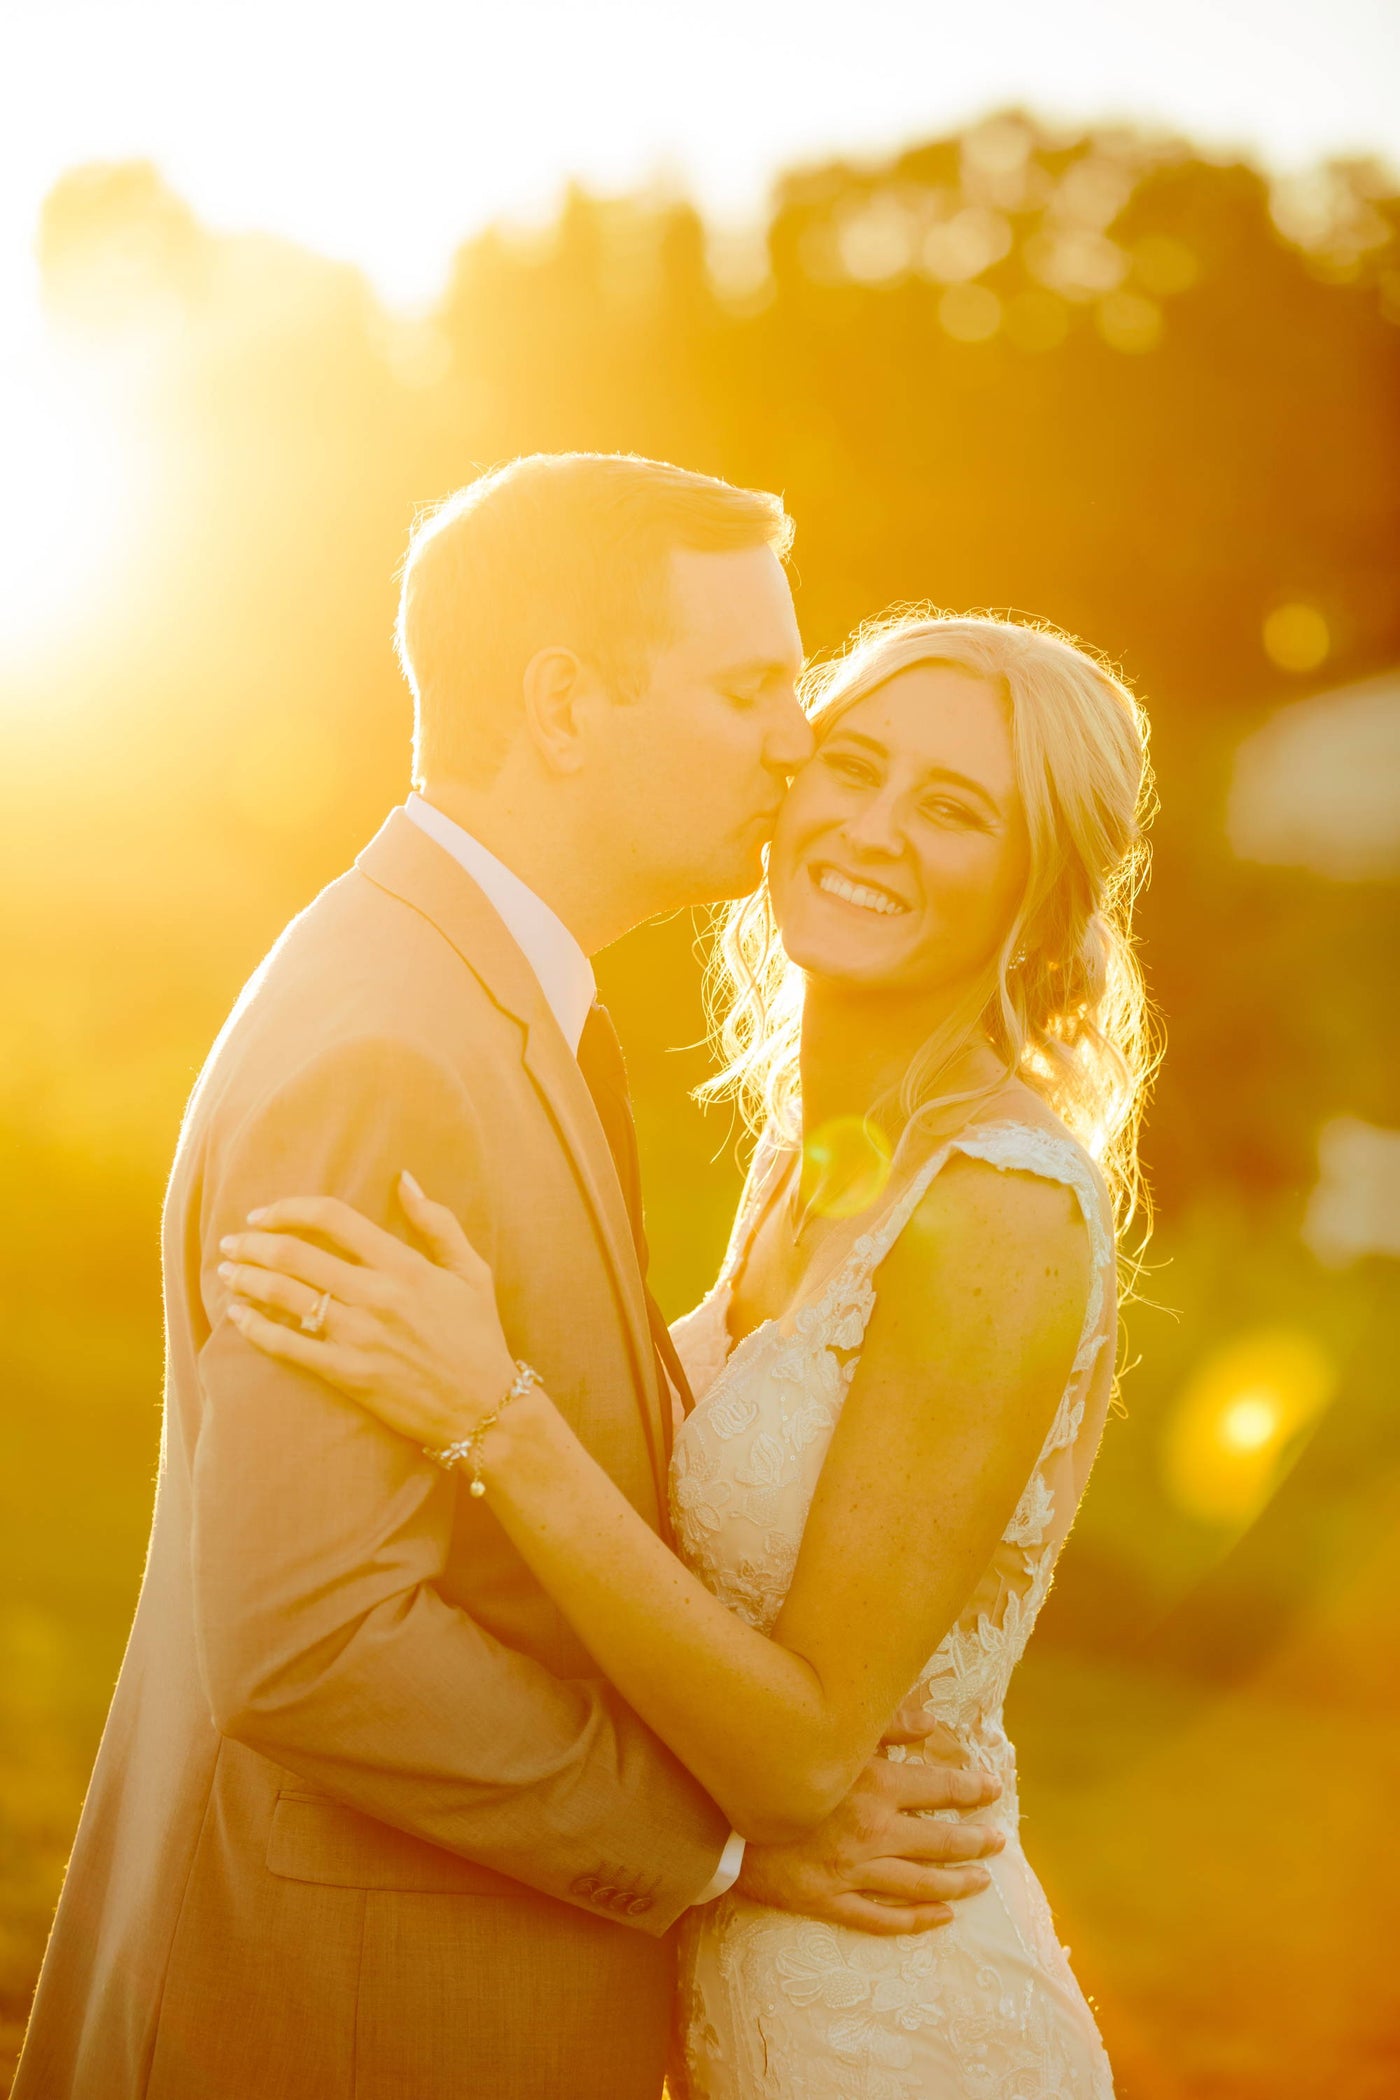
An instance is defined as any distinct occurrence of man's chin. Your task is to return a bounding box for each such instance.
[706,856,769,906]
[664,838,762,908]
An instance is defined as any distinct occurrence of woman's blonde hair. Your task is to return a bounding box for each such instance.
[700,609,1160,1243]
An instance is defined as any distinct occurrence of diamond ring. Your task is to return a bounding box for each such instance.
[300,1289,332,1339]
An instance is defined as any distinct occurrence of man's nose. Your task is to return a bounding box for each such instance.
[766,693,815,772]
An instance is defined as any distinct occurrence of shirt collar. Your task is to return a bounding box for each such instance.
[404,793,596,1053]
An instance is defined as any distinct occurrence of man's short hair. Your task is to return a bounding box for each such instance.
[397,452,794,784]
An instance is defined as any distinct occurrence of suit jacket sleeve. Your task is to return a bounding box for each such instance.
[188,1033,729,1933]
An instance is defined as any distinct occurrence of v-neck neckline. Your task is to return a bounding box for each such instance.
[720,1133,931,1356]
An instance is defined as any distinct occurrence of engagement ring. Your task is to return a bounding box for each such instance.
[300,1289,332,1338]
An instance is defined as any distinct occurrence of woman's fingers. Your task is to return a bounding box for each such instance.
[218,1229,366,1303]
[222,1261,316,1323]
[221,1261,352,1335]
[398,1172,489,1280]
[242,1195,415,1273]
[227,1300,357,1384]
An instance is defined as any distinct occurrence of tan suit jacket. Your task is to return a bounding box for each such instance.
[14,810,729,2100]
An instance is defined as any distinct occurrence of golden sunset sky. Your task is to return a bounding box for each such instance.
[1,0,1395,663]
[5,0,1397,330]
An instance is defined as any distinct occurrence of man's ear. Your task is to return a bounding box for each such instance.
[521,646,598,775]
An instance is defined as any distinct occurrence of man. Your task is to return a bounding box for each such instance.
[15,453,1001,2100]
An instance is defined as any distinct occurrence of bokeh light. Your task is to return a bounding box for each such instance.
[800,1117,894,1221]
[1162,1328,1338,1529]
[1228,672,1400,880]
[939,282,1001,342]
[1262,600,1331,673]
[1094,289,1163,353]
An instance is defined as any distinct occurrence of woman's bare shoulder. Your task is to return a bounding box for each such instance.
[873,1131,1093,1351]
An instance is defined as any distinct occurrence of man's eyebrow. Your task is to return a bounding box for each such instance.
[822,728,1005,814]
[714,654,803,684]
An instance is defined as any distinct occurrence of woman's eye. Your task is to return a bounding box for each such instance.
[823,749,876,783]
[923,797,982,827]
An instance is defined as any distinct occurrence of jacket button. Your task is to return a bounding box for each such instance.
[625,1893,654,1916]
[570,1875,601,1899]
[592,1884,620,1907]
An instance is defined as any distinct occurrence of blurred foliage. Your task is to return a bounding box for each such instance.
[2,114,1399,2092]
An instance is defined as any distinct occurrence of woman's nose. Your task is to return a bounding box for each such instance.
[841,793,904,856]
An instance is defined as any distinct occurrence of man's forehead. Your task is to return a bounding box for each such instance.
[667,543,803,667]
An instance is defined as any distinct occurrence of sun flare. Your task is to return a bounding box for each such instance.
[0,354,130,665]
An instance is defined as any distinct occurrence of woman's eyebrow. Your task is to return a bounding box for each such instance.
[823,728,890,758]
[824,729,1003,814]
[919,766,1003,816]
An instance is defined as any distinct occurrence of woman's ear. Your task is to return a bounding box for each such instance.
[520,646,598,775]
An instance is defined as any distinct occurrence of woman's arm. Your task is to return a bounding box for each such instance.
[223,1157,1089,1843]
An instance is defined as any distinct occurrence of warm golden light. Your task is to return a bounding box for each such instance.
[0,355,129,664]
[1162,1328,1337,1528]
[1094,289,1163,353]
[801,1116,894,1221]
[1218,1392,1280,1451]
[1262,601,1330,674]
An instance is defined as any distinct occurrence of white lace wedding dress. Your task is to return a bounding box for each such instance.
[668,1117,1118,2100]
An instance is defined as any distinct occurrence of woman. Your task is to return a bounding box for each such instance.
[220,611,1154,2096]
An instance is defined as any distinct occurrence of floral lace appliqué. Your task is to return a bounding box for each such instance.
[670,1120,1119,2098]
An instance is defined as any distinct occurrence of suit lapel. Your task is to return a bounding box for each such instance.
[355,811,670,1516]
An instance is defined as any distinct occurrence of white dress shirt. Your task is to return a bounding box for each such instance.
[403,795,745,1905]
[405,793,596,1050]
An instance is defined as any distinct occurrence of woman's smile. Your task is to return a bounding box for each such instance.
[809,862,913,919]
[771,662,1028,998]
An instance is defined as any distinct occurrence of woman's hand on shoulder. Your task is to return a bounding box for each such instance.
[217,1172,519,1452]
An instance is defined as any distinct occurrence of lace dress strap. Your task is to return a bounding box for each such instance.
[815,1121,1113,1449]
[942,1120,1116,1466]
[945,1121,1114,1279]
[841,1119,1109,1291]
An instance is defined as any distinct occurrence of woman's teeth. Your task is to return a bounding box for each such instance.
[816,868,908,917]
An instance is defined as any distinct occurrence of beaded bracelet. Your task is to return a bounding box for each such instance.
[425,1360,544,1498]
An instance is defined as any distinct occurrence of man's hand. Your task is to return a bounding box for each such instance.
[735,1731,1004,1937]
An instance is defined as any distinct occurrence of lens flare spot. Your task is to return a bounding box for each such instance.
[801,1116,894,1221]
[1162,1328,1336,1528]
[1219,1393,1280,1451]
[1262,601,1330,674]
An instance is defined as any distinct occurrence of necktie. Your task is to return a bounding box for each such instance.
[576,1003,696,1440]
